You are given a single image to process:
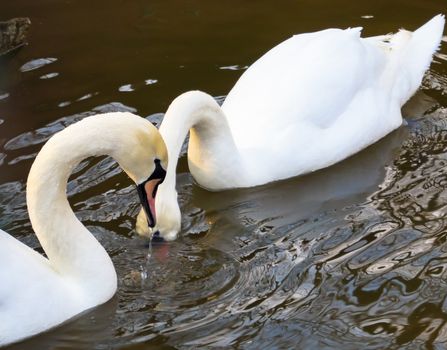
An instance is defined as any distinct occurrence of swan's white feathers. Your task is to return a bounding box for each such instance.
[226,30,354,137]
[222,16,444,164]
[393,14,445,104]
[0,229,83,344]
[223,28,384,146]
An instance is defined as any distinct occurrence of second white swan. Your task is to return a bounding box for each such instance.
[144,15,445,240]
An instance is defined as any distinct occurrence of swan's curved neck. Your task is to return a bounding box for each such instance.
[26,114,146,297]
[160,91,244,190]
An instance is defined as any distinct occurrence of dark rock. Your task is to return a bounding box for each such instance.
[0,17,31,56]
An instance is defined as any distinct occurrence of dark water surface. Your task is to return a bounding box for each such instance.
[1,1,447,349]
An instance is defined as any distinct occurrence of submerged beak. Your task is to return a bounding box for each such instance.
[137,159,166,228]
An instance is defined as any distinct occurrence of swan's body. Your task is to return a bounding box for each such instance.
[0,113,168,346]
[147,15,445,240]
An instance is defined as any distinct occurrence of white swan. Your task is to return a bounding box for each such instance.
[0,113,168,346]
[141,15,445,241]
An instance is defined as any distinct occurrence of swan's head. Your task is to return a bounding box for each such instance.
[135,180,181,241]
[113,115,180,240]
[113,117,169,230]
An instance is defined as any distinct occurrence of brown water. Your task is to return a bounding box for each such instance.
[1,1,447,349]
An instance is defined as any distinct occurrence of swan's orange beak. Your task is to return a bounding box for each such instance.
[137,159,166,228]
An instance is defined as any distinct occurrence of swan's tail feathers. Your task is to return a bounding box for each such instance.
[394,14,445,104]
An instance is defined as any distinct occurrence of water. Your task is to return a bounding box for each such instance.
[1,1,447,349]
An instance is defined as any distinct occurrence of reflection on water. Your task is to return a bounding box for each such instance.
[1,0,447,349]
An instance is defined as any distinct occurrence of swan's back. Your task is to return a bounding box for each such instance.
[222,15,445,153]
[222,28,383,148]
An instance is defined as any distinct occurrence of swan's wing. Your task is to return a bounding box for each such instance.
[222,28,386,147]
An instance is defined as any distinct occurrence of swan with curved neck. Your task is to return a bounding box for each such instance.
[139,15,445,240]
[0,113,168,346]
